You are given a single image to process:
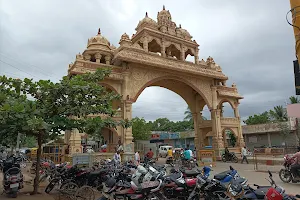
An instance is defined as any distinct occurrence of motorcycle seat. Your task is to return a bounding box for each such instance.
[213,170,231,180]
[185,170,200,177]
[140,180,160,190]
[254,188,269,199]
[89,169,107,176]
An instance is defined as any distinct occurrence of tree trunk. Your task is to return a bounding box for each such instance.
[32,132,42,194]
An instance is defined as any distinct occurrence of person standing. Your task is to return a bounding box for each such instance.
[135,151,140,166]
[241,146,249,164]
[291,146,300,182]
[113,150,121,164]
[193,147,197,160]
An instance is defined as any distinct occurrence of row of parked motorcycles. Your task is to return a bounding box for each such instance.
[1,156,24,198]
[39,157,300,200]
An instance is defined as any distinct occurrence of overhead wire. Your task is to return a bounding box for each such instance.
[0,52,62,78]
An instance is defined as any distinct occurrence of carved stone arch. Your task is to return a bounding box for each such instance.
[148,37,161,54]
[127,67,212,109]
[147,36,161,46]
[217,98,236,109]
[185,47,195,58]
[100,82,119,94]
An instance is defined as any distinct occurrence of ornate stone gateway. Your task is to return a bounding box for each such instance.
[68,6,245,159]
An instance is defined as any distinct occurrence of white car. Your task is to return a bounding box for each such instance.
[158,146,173,158]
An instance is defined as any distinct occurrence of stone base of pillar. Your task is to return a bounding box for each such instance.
[212,136,225,161]
[122,152,135,162]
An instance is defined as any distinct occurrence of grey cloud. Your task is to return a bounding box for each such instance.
[0,0,297,121]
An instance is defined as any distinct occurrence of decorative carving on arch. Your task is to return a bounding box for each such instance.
[147,36,162,46]
[164,41,181,52]
[127,66,213,108]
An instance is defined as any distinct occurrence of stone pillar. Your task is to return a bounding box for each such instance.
[105,55,111,65]
[234,104,245,147]
[123,101,134,161]
[194,49,199,64]
[95,53,102,63]
[69,129,83,154]
[180,47,185,61]
[211,86,224,159]
[193,113,199,149]
[161,40,166,57]
[143,37,148,52]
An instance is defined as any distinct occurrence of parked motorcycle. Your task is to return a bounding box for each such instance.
[222,152,239,163]
[2,156,24,198]
[279,154,300,183]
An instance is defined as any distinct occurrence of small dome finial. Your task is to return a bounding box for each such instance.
[98,28,101,35]
[179,24,182,28]
[145,12,148,17]
[163,5,165,10]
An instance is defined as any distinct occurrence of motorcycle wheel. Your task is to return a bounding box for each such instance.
[221,155,227,162]
[45,179,59,194]
[279,169,292,183]
[10,192,18,198]
[232,155,238,163]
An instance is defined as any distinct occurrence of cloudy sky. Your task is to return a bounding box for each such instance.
[0,0,297,122]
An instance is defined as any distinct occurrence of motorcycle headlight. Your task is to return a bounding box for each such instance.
[283,156,286,161]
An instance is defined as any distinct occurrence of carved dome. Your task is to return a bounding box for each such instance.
[87,28,110,49]
[157,5,172,26]
[136,12,158,31]
[176,25,192,40]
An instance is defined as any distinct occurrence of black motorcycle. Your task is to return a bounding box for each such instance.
[222,152,238,163]
[2,156,24,198]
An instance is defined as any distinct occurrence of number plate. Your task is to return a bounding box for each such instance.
[10,183,19,188]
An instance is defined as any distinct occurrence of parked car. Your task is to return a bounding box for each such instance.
[158,146,172,158]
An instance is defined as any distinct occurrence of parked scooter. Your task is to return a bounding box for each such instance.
[279,154,300,183]
[2,156,24,198]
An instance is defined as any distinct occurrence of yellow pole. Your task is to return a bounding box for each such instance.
[290,0,300,61]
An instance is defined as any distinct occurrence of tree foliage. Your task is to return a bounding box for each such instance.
[132,117,151,140]
[0,68,131,194]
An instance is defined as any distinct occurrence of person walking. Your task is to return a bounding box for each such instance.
[241,146,249,164]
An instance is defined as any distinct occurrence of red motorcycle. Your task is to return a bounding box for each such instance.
[279,154,300,183]
[265,171,299,200]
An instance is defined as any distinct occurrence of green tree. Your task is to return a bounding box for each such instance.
[289,96,300,104]
[132,117,151,140]
[0,69,131,194]
[243,111,271,125]
[228,131,237,147]
[269,105,288,122]
[184,107,193,121]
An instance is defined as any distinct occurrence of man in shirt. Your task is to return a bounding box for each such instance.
[291,146,300,181]
[183,148,191,160]
[146,148,154,159]
[241,146,249,164]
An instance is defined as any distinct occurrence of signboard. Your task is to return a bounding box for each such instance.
[198,150,216,167]
[72,154,91,166]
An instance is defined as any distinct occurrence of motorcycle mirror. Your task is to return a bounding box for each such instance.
[230,166,234,170]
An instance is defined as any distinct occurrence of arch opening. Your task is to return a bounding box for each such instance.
[222,128,237,147]
[219,101,235,118]
[165,44,180,60]
[148,39,161,54]
[185,49,194,63]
